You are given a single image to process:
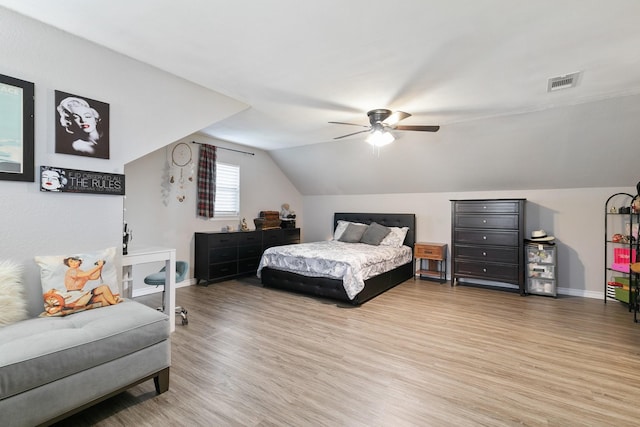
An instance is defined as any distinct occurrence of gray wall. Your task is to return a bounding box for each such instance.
[123,134,303,294]
[302,187,634,298]
[0,8,246,316]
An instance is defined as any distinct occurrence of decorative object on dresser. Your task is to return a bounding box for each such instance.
[254,210,281,230]
[450,199,526,295]
[195,228,300,285]
[414,242,447,283]
[259,213,415,305]
[280,203,296,228]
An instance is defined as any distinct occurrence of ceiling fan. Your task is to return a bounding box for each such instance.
[329,109,440,146]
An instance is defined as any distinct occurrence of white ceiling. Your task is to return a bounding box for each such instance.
[3,0,640,194]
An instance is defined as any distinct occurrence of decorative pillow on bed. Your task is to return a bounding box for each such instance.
[380,226,409,247]
[0,260,29,327]
[333,220,366,240]
[360,222,392,245]
[338,223,369,243]
[35,247,122,317]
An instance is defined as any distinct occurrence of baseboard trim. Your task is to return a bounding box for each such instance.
[557,287,602,299]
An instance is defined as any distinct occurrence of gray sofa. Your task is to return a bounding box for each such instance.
[0,300,170,427]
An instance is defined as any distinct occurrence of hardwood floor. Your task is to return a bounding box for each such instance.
[53,278,640,426]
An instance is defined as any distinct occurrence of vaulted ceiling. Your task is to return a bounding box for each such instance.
[2,0,640,194]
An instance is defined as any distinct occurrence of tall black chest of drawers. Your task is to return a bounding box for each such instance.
[195,228,300,285]
[451,199,526,294]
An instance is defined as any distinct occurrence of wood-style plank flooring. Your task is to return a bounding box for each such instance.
[53,278,640,426]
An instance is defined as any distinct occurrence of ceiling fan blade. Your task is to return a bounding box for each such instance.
[333,129,371,140]
[383,111,411,126]
[328,121,369,128]
[395,125,440,132]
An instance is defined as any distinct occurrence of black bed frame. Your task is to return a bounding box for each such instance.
[260,213,416,305]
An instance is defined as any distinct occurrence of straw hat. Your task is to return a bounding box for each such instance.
[530,230,555,242]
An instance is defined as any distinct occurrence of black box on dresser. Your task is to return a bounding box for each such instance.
[450,199,526,295]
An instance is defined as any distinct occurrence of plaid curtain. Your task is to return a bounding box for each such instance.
[197,144,217,218]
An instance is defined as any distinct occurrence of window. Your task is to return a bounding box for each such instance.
[214,162,240,218]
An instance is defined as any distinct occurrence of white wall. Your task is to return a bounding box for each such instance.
[303,186,636,298]
[0,8,246,315]
[123,134,303,294]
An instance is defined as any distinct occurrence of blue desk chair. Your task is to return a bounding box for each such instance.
[144,261,189,325]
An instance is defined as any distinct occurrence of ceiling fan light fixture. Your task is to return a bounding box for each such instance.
[330,108,439,140]
[366,129,394,147]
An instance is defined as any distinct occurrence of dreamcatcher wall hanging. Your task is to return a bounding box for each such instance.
[170,142,194,202]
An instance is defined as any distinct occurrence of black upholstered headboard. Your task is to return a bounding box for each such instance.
[334,213,416,250]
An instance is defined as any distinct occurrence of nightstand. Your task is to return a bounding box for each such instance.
[414,242,447,282]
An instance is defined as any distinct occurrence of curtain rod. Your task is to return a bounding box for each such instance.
[191,141,254,156]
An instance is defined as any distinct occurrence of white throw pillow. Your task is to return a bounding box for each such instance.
[0,260,29,327]
[35,247,122,317]
[379,226,409,248]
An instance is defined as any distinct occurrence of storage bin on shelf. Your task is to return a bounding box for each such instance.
[615,285,630,303]
[611,248,637,273]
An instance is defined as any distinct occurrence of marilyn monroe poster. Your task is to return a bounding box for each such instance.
[55,90,109,159]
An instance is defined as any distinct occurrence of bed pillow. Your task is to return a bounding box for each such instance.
[380,226,409,248]
[35,247,122,317]
[338,223,369,243]
[333,220,366,240]
[360,222,392,245]
[0,260,29,327]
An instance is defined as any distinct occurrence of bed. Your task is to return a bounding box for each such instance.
[258,213,415,305]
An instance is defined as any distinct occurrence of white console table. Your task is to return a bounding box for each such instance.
[122,246,176,332]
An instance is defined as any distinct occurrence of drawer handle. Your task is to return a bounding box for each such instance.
[482,252,487,256]
[483,219,487,223]
[483,268,487,273]
[483,236,487,240]
[483,206,487,209]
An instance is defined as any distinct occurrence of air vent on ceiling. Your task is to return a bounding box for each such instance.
[547,72,581,92]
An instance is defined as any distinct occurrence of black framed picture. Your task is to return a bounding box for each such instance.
[55,90,110,159]
[40,166,125,195]
[0,73,35,182]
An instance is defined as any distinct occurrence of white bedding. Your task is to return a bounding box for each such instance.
[257,240,412,300]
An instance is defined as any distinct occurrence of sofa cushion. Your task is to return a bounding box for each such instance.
[0,300,169,400]
[35,247,123,317]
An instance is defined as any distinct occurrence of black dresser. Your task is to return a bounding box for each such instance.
[450,199,526,294]
[195,228,300,285]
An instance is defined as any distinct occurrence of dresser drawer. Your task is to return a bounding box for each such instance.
[415,243,446,259]
[262,229,284,247]
[455,214,519,230]
[209,247,237,263]
[238,232,261,245]
[208,261,238,279]
[454,245,520,264]
[238,244,261,259]
[454,260,519,282]
[282,228,301,244]
[238,257,260,274]
[453,230,520,246]
[206,232,239,248]
[454,201,521,214]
